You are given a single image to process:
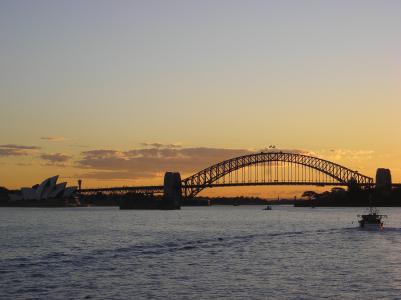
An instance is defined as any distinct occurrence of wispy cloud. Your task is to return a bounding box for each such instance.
[140,142,182,149]
[76,145,252,179]
[40,153,72,163]
[41,136,66,142]
[0,144,40,150]
[0,144,41,156]
[75,145,312,180]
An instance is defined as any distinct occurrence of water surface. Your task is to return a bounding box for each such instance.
[1,206,401,299]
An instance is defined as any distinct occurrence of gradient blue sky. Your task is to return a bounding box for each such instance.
[1,1,401,193]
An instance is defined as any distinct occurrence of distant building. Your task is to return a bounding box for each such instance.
[9,176,77,201]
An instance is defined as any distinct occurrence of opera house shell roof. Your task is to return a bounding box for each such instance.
[11,176,77,201]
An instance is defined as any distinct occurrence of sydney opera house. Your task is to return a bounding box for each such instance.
[10,176,78,202]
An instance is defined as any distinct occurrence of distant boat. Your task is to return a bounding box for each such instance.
[263,205,272,211]
[358,207,387,230]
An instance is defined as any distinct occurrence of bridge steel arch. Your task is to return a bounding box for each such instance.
[181,152,374,197]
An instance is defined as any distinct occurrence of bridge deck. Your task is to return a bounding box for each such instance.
[80,186,164,194]
[76,182,401,195]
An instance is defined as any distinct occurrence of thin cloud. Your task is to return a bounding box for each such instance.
[40,153,72,163]
[0,144,40,150]
[76,145,312,180]
[0,144,41,156]
[77,146,252,179]
[140,142,182,149]
[41,136,66,142]
[40,163,68,168]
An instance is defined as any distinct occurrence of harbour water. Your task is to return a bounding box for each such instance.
[1,206,401,299]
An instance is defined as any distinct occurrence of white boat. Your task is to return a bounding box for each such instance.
[358,207,387,229]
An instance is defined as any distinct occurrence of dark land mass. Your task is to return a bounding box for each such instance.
[2,186,401,208]
[79,193,272,207]
[80,187,401,208]
[295,187,401,207]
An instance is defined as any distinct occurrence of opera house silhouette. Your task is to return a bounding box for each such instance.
[10,176,77,201]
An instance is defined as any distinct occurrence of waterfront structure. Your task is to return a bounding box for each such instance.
[9,176,77,201]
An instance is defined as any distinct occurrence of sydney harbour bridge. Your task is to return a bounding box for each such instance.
[80,151,398,200]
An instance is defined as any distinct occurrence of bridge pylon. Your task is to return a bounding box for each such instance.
[376,168,392,196]
[163,172,182,209]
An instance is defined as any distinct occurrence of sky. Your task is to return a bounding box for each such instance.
[1,0,400,197]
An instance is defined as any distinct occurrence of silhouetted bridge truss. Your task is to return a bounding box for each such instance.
[181,152,374,197]
[80,152,377,197]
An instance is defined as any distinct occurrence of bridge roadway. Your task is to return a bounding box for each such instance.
[80,185,164,194]
[79,182,401,195]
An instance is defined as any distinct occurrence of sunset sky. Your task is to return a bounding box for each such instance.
[1,1,400,197]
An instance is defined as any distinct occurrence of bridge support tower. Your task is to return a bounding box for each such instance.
[375,168,392,196]
[163,172,182,209]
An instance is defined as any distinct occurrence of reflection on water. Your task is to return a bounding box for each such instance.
[1,206,401,299]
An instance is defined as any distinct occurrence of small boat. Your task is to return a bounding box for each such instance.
[263,205,272,211]
[358,207,387,229]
